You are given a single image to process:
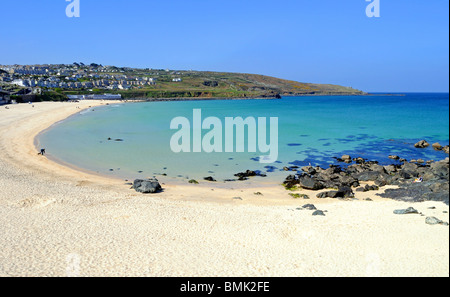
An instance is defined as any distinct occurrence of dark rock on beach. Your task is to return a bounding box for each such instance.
[303,204,317,210]
[357,184,380,192]
[234,170,267,181]
[393,207,419,215]
[204,176,217,182]
[425,217,448,226]
[133,178,162,194]
[312,210,326,216]
[316,186,354,199]
[298,175,325,190]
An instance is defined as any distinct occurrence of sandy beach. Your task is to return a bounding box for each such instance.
[0,101,448,277]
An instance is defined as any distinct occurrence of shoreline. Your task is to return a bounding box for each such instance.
[68,92,372,104]
[0,100,448,277]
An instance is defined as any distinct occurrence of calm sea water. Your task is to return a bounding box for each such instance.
[38,93,450,183]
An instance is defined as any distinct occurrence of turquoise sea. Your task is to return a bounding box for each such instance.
[38,93,450,183]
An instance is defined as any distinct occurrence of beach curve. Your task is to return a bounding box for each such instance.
[0,101,448,277]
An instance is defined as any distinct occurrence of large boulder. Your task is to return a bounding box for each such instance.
[414,140,430,148]
[398,162,420,179]
[133,178,162,194]
[432,143,443,151]
[298,175,325,190]
[430,160,449,179]
[352,171,384,182]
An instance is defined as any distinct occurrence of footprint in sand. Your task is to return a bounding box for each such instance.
[19,195,56,209]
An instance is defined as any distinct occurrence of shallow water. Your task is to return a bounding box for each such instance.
[38,93,450,182]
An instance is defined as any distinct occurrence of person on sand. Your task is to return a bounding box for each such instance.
[39,149,46,156]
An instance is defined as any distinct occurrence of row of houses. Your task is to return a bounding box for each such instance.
[10,78,157,90]
[67,94,122,100]
[1,66,50,75]
[1,64,184,93]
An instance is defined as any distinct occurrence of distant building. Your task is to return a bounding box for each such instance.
[11,79,28,87]
[9,66,48,75]
[118,84,131,90]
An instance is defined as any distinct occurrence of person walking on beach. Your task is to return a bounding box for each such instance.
[40,149,46,156]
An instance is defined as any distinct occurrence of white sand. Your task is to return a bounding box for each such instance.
[0,101,448,277]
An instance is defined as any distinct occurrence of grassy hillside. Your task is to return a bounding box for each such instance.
[63,70,366,100]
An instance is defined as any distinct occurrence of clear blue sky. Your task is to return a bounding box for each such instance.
[1,0,448,92]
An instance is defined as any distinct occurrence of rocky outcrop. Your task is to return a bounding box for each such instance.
[378,158,449,204]
[298,175,325,190]
[283,156,449,205]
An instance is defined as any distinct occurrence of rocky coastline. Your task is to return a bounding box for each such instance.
[282,140,449,205]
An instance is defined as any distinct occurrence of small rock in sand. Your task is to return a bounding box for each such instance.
[312,210,326,216]
[303,204,317,210]
[425,217,445,226]
[394,207,419,215]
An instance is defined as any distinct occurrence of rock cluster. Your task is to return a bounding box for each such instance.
[283,157,449,204]
[234,170,267,181]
